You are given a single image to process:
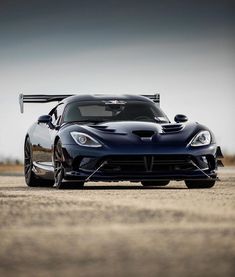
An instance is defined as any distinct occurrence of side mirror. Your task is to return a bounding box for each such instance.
[174,114,188,123]
[38,115,54,129]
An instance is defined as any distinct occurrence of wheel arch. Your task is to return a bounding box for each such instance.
[24,134,30,143]
[24,134,32,153]
[54,136,61,146]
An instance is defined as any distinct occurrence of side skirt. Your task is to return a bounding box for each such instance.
[32,161,54,180]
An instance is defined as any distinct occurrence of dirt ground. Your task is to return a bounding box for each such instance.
[0,168,235,277]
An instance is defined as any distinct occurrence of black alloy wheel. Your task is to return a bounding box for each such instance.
[24,137,53,187]
[24,137,37,187]
[54,140,84,189]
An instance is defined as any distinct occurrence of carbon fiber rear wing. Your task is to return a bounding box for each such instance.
[143,94,160,105]
[19,93,160,113]
[19,94,74,113]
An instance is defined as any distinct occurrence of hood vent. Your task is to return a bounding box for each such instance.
[162,124,183,133]
[132,130,155,138]
[90,125,115,133]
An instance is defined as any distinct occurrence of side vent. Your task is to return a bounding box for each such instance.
[217,160,224,167]
[216,146,224,158]
[216,146,224,167]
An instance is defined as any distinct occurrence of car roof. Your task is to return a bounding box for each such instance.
[62,94,154,105]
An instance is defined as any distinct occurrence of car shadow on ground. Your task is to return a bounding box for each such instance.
[0,185,187,191]
[80,185,187,190]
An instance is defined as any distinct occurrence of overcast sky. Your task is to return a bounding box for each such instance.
[0,0,234,160]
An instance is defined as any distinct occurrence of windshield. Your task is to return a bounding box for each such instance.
[63,100,169,123]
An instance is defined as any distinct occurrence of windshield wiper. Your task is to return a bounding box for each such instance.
[68,120,104,124]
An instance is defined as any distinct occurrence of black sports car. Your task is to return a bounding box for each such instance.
[19,93,223,189]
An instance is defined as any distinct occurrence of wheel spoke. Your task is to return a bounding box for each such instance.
[54,142,64,187]
[55,168,61,179]
[25,164,30,172]
[55,163,61,172]
[24,139,34,184]
[54,157,62,179]
[26,143,30,153]
[55,148,62,161]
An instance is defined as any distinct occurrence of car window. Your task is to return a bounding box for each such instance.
[80,105,113,117]
[63,101,169,123]
[50,103,65,125]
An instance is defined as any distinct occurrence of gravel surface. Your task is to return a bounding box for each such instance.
[0,168,235,277]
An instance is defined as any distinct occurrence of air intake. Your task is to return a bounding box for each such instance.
[132,130,155,138]
[162,124,183,133]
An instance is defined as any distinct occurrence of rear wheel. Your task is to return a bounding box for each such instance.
[24,137,53,187]
[54,140,84,189]
[141,180,170,187]
[185,180,216,189]
[24,137,37,187]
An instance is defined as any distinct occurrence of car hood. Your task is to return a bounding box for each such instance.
[60,121,213,146]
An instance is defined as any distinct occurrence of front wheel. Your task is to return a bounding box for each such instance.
[185,179,216,189]
[54,140,84,189]
[141,180,170,187]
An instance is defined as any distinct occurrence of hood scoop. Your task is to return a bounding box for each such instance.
[132,130,155,138]
[161,124,184,133]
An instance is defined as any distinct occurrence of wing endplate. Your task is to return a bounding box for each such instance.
[142,94,160,106]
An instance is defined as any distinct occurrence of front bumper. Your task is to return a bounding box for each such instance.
[61,144,218,182]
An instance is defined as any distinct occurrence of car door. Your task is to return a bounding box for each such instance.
[32,103,65,166]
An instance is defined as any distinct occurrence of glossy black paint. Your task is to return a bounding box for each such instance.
[38,115,52,124]
[174,114,188,123]
[25,94,220,183]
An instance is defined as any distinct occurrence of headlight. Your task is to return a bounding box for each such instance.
[70,132,102,147]
[190,130,211,147]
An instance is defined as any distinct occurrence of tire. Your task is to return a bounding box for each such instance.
[141,180,170,187]
[54,140,84,189]
[24,137,54,187]
[185,179,216,189]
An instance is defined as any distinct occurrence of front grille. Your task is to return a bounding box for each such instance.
[100,155,195,173]
[162,124,183,133]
